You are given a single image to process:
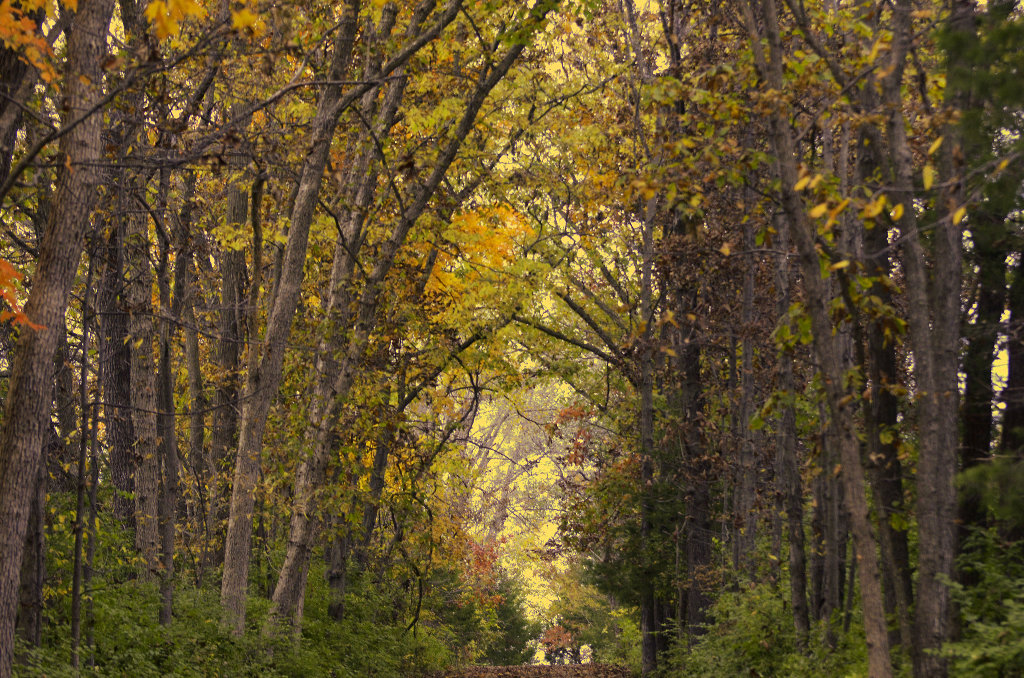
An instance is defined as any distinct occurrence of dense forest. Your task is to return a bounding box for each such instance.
[1,0,1023,676]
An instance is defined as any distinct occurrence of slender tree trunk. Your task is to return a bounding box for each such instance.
[221,3,364,633]
[157,199,180,625]
[0,1,115,674]
[83,353,102,668]
[740,0,893,671]
[637,195,658,677]
[98,218,135,523]
[883,4,965,673]
[863,202,914,651]
[732,221,758,575]
[208,172,247,559]
[774,226,809,645]
[267,9,523,627]
[175,173,210,582]
[71,257,96,666]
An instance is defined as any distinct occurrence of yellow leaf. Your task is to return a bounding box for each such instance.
[688,193,702,208]
[719,242,732,256]
[829,198,851,218]
[809,203,829,218]
[61,0,78,11]
[923,164,936,191]
[953,206,967,225]
[231,8,258,29]
[829,260,850,271]
[927,136,943,156]
[890,203,904,220]
[998,158,1010,172]
[862,195,886,219]
[794,175,810,192]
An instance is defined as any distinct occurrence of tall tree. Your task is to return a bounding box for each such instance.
[0,1,116,674]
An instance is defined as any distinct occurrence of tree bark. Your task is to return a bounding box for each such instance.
[266,3,523,628]
[98,217,136,523]
[773,226,809,645]
[220,1,364,633]
[208,169,248,560]
[0,1,115,674]
[157,191,181,625]
[882,4,965,674]
[739,0,894,672]
[862,194,914,651]
[124,180,161,578]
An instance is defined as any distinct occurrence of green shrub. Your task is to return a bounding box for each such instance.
[663,580,867,678]
[942,528,1024,678]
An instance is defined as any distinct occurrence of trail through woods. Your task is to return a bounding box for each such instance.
[436,665,632,678]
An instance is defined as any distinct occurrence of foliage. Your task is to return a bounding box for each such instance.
[942,529,1024,678]
[958,460,1024,537]
[478,572,540,666]
[13,567,456,678]
[663,579,867,678]
[543,563,641,671]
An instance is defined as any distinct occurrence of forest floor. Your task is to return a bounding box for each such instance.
[435,666,633,678]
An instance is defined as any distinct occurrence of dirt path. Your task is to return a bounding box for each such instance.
[435,665,633,678]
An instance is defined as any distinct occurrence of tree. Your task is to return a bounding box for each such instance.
[0,1,116,675]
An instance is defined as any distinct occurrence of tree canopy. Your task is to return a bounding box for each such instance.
[1,0,1024,677]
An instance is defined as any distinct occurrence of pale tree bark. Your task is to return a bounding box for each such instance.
[268,13,529,626]
[0,0,115,675]
[220,0,403,632]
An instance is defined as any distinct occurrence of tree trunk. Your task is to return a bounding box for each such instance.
[15,448,45,650]
[157,200,180,625]
[0,1,115,674]
[71,257,96,666]
[208,178,247,560]
[774,228,809,645]
[732,222,758,575]
[740,0,894,671]
[221,3,363,633]
[862,197,914,651]
[266,6,523,628]
[124,181,161,578]
[98,217,135,524]
[882,4,965,673]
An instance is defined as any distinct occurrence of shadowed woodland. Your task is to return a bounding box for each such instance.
[1,0,1024,676]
